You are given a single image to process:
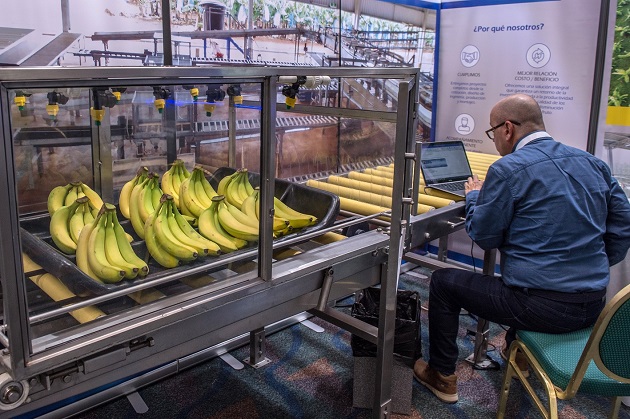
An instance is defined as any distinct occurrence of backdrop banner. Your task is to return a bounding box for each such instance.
[434,0,602,154]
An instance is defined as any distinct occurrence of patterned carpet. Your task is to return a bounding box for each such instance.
[69,266,630,419]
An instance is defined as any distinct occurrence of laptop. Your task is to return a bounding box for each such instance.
[419,141,473,198]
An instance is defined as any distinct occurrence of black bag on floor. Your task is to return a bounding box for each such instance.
[350,287,422,368]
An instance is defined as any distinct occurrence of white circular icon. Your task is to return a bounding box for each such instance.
[526,43,551,68]
[455,114,474,135]
[460,45,480,68]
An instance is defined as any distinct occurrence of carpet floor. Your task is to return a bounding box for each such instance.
[69,265,630,419]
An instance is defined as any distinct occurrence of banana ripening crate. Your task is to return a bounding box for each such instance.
[19,168,340,297]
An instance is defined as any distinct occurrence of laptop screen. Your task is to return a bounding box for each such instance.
[420,141,473,185]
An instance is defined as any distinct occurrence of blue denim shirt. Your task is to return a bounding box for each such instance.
[465,134,630,292]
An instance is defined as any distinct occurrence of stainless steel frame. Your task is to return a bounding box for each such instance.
[0,66,465,418]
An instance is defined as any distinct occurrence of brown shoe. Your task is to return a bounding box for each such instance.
[413,359,458,403]
[501,342,529,378]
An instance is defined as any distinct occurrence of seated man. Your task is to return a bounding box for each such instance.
[414,93,630,403]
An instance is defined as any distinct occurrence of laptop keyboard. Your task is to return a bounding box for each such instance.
[436,180,467,191]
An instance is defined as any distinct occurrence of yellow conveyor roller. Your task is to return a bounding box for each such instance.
[327,175,455,208]
[338,196,392,220]
[22,253,105,324]
[306,180,434,214]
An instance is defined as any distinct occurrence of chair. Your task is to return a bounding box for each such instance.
[497,283,630,419]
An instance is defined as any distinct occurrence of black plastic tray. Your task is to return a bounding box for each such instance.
[208,167,340,239]
[19,168,340,297]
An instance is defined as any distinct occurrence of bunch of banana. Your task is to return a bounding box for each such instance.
[49,196,90,254]
[274,196,318,229]
[179,167,217,218]
[48,181,104,217]
[119,166,149,220]
[241,188,291,236]
[160,159,190,206]
[210,195,260,242]
[76,204,148,283]
[128,173,162,239]
[218,169,255,208]
[198,195,249,253]
[144,194,221,268]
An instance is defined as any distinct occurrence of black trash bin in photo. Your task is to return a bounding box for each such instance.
[351,287,422,415]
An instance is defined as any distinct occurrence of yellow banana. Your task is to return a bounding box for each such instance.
[197,208,239,253]
[207,196,248,249]
[274,197,317,228]
[80,182,105,213]
[111,210,148,276]
[166,198,220,256]
[161,164,177,201]
[192,169,213,208]
[103,211,139,279]
[179,176,206,218]
[236,170,249,203]
[50,199,82,254]
[241,193,258,219]
[64,183,80,206]
[119,167,149,219]
[217,171,236,196]
[200,171,218,201]
[47,183,73,215]
[250,190,289,232]
[152,200,198,262]
[242,169,255,196]
[144,211,182,268]
[217,198,259,242]
[225,171,245,208]
[172,162,187,198]
[69,198,90,244]
[129,178,149,238]
[75,214,102,282]
[138,175,159,222]
[87,213,126,283]
[226,201,258,229]
[83,206,95,226]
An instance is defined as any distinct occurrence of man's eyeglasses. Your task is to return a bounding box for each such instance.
[485,120,521,140]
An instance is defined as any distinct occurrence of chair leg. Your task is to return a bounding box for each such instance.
[497,356,516,418]
[609,396,621,419]
[507,342,560,419]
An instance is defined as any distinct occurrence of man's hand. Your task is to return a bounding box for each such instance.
[465,174,483,195]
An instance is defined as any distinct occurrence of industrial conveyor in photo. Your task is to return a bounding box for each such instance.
[0,66,487,419]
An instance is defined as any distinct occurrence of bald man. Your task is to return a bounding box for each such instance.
[414,94,630,403]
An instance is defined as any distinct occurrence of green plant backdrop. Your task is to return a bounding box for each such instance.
[610,0,630,107]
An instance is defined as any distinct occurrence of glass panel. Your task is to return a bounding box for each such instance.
[12,81,264,354]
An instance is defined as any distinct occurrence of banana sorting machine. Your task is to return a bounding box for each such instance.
[0,66,476,418]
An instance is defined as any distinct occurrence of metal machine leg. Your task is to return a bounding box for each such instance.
[243,327,271,368]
